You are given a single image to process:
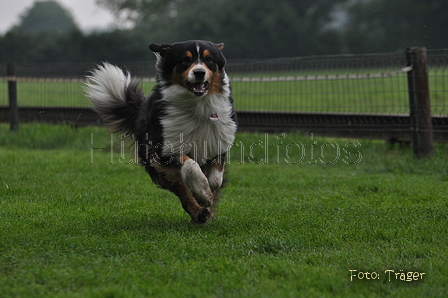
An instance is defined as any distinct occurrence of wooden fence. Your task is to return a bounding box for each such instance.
[1,47,448,158]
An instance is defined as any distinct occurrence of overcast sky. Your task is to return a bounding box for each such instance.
[0,0,115,33]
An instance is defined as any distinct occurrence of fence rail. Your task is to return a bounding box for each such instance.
[2,106,446,142]
[1,48,448,157]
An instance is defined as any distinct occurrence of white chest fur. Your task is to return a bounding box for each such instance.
[160,84,237,166]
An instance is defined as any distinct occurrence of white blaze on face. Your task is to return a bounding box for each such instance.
[196,43,201,61]
[187,64,210,82]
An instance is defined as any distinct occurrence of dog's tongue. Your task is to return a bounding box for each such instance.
[193,83,205,92]
[210,113,219,121]
[190,83,207,96]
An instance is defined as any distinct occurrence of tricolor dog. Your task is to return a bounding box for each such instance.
[85,40,237,223]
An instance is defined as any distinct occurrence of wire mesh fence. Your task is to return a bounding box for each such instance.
[228,53,410,114]
[0,49,447,116]
[427,49,448,116]
[0,61,156,107]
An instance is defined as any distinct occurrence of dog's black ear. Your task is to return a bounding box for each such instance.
[216,43,224,51]
[149,43,172,59]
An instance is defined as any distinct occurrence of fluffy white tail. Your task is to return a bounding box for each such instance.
[84,62,144,134]
[85,62,131,110]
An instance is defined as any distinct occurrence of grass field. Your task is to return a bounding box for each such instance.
[1,124,447,297]
[1,68,447,115]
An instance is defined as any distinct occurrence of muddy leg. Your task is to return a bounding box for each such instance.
[181,159,213,207]
[149,154,213,223]
[172,183,212,224]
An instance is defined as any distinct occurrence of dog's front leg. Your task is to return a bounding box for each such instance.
[171,182,212,224]
[149,153,212,222]
[181,157,213,207]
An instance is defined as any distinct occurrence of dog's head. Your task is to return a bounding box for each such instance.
[150,40,227,97]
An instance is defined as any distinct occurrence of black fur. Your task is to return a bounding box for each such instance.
[86,40,237,223]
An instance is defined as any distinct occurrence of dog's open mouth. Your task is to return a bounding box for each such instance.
[187,81,210,96]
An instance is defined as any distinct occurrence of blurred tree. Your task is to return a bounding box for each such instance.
[341,0,448,53]
[0,1,85,63]
[2,0,448,63]
[13,0,79,33]
[96,0,346,58]
[0,29,84,63]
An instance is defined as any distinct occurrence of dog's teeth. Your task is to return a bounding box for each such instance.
[188,82,209,96]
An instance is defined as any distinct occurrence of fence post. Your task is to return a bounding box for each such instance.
[7,63,19,132]
[405,47,433,158]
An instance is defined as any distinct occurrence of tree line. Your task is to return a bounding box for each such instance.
[1,0,448,63]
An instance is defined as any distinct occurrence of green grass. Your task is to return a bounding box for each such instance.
[0,81,90,107]
[231,76,409,113]
[1,68,447,115]
[0,124,447,297]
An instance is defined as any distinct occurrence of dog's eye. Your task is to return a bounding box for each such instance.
[182,57,192,65]
[205,56,212,62]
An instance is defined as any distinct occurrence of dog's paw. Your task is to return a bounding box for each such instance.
[191,207,212,224]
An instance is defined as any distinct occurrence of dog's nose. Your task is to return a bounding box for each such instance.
[193,69,206,80]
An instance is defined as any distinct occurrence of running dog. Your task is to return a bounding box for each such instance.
[85,40,237,223]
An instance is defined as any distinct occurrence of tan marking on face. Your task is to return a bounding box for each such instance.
[182,63,198,80]
[184,63,212,82]
[171,60,215,91]
[201,63,213,81]
[169,69,184,86]
[208,71,223,94]
[168,52,194,86]
[203,49,210,59]
[169,61,195,86]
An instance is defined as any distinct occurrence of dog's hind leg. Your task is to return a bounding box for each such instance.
[203,158,225,191]
[172,182,212,224]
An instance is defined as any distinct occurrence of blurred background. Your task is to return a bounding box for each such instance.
[1,0,447,148]
[1,0,448,63]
